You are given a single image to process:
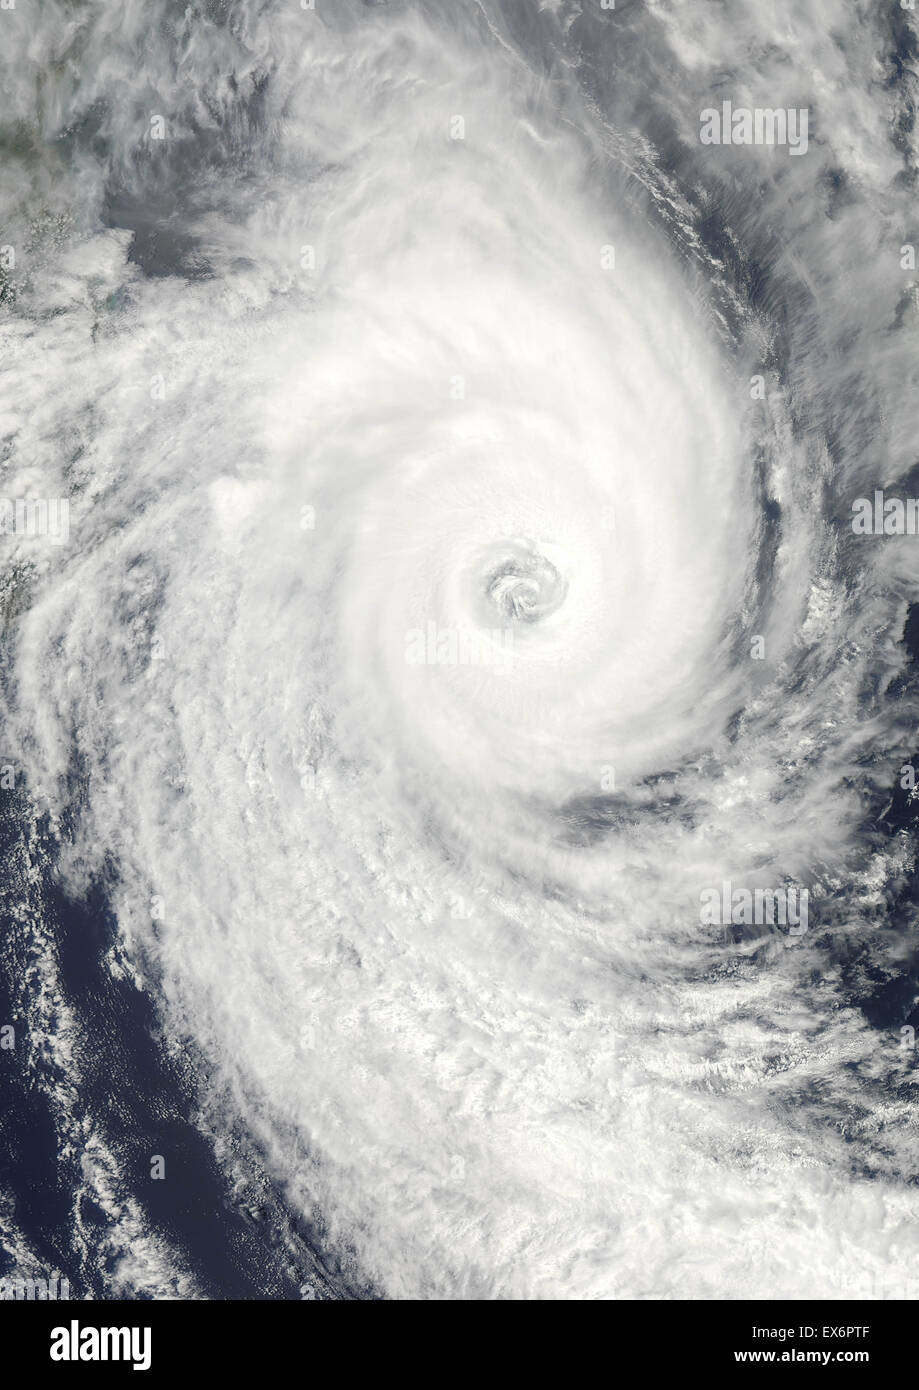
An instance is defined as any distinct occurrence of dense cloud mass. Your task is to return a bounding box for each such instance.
[1,0,918,1300]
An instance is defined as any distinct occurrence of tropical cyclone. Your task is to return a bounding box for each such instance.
[0,0,917,1300]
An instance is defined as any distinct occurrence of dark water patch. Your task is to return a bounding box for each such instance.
[0,788,360,1299]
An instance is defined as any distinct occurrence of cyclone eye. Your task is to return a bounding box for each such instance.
[481,541,569,626]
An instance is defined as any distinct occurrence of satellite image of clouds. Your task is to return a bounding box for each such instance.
[1,0,919,1313]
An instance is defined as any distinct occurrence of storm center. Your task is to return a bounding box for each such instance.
[482,541,569,625]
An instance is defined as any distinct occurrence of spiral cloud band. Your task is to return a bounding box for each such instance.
[1,0,919,1301]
